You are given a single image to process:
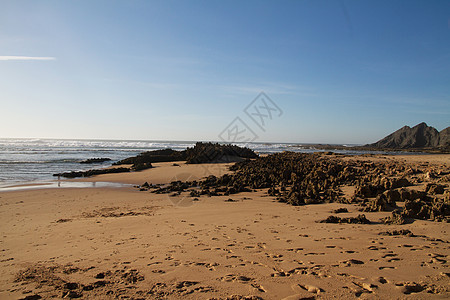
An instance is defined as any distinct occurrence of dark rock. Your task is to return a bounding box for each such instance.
[355,184,381,198]
[63,282,79,290]
[389,177,411,189]
[224,198,238,202]
[131,162,153,171]
[383,209,408,225]
[320,214,371,224]
[378,229,415,236]
[93,280,108,287]
[399,188,428,201]
[364,193,396,212]
[82,285,94,291]
[332,208,349,213]
[426,183,446,195]
[80,158,111,164]
[344,259,364,265]
[54,167,130,178]
[384,189,401,203]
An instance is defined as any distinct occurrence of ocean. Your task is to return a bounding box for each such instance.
[0,138,400,188]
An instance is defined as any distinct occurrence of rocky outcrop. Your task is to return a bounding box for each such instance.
[368,122,449,150]
[114,149,186,165]
[114,142,258,166]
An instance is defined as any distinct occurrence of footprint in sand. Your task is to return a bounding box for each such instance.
[219,274,253,283]
[304,252,325,256]
[251,283,266,293]
[287,248,304,253]
[257,243,267,249]
[379,266,396,270]
[377,276,388,284]
[428,253,447,264]
[395,282,427,295]
[340,259,364,266]
[368,245,386,250]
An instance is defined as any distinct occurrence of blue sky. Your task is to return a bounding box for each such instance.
[0,0,449,144]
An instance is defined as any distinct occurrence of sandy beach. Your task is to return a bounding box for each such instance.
[1,154,449,299]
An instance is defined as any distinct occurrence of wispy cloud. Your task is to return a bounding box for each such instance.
[0,56,56,61]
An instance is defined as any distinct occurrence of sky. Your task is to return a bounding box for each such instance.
[0,0,449,144]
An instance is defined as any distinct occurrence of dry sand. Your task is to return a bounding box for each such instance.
[0,155,449,299]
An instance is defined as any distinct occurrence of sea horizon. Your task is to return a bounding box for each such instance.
[0,136,363,147]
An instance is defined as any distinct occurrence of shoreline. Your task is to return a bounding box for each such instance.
[0,153,449,299]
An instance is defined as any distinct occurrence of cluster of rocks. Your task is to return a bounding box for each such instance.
[140,174,252,198]
[383,196,449,224]
[138,151,449,223]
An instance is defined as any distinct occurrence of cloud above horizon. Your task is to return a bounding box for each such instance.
[0,56,56,61]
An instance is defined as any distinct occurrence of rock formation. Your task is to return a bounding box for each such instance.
[138,151,449,223]
[368,122,449,150]
[114,142,258,166]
